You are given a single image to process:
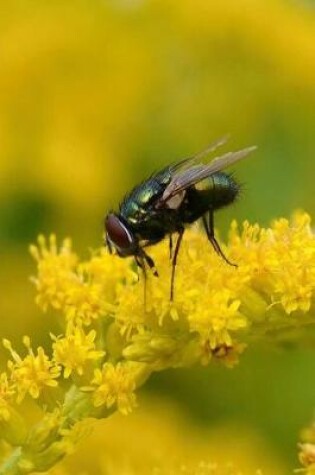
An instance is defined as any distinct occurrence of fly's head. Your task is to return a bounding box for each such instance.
[104,213,138,257]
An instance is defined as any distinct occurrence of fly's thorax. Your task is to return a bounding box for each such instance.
[120,174,171,222]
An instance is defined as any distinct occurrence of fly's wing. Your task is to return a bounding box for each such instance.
[168,135,229,174]
[157,145,257,207]
[148,135,229,192]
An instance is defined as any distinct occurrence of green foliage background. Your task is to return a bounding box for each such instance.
[1,0,315,471]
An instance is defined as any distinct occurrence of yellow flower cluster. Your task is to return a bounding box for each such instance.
[29,235,133,325]
[90,362,137,415]
[116,212,315,367]
[52,325,105,380]
[229,213,315,314]
[1,212,315,473]
[3,336,60,403]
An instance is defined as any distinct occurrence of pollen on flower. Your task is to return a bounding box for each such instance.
[91,362,137,415]
[52,325,105,379]
[4,336,61,403]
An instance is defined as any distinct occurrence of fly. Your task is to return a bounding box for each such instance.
[104,137,256,301]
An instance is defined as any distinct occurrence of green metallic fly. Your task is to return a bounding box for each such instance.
[104,137,256,300]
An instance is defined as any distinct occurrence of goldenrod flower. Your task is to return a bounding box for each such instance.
[3,336,60,403]
[28,212,315,371]
[188,290,245,349]
[52,325,105,379]
[90,362,137,415]
[1,212,315,473]
[114,212,315,368]
[29,234,78,312]
[229,213,315,314]
[30,235,133,325]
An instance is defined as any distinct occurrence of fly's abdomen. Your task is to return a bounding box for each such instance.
[207,172,240,209]
[180,172,240,223]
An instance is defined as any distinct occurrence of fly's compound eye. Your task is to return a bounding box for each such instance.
[105,213,135,256]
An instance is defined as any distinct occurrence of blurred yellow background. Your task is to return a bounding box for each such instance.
[1,0,315,472]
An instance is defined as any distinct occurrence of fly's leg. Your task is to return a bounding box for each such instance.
[142,250,159,277]
[134,257,140,282]
[170,228,184,301]
[202,210,237,267]
[169,235,173,260]
[137,250,159,310]
[135,255,148,309]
